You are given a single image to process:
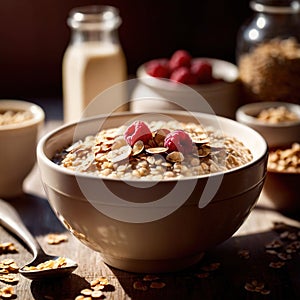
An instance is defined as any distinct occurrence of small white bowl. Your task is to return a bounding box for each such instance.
[0,100,45,198]
[130,58,240,119]
[236,102,300,148]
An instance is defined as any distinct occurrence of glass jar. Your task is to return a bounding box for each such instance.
[236,0,300,104]
[62,5,128,123]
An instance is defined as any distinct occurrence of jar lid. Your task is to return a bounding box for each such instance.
[68,5,121,30]
[250,0,300,13]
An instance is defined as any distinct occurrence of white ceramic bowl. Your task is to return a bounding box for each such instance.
[0,100,45,198]
[37,110,267,273]
[130,58,240,119]
[236,101,300,148]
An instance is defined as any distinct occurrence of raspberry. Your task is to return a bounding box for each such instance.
[191,60,213,83]
[124,121,152,146]
[145,59,170,78]
[169,50,192,71]
[164,130,193,154]
[170,67,198,84]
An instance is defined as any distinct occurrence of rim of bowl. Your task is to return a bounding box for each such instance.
[236,101,300,128]
[137,58,239,92]
[0,100,45,130]
[267,168,300,175]
[37,110,268,183]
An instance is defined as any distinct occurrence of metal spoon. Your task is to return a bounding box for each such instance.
[0,199,78,280]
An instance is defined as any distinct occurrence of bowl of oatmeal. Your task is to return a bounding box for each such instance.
[0,100,45,198]
[37,110,267,273]
[263,143,300,213]
[236,101,300,148]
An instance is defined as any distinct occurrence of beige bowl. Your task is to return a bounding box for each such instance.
[236,101,300,148]
[37,110,267,273]
[263,170,300,213]
[0,100,45,198]
[131,58,240,119]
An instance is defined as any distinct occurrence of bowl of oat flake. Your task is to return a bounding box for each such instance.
[236,101,300,148]
[263,143,300,213]
[37,110,268,273]
[0,100,45,198]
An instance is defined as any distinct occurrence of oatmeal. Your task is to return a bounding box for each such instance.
[268,143,300,173]
[53,120,253,180]
[256,106,299,123]
[0,109,33,126]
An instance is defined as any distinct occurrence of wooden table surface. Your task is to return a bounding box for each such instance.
[0,100,300,300]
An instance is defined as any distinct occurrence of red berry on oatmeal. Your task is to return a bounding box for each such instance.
[164,129,193,154]
[124,121,152,146]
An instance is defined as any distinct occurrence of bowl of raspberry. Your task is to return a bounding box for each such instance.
[131,50,240,119]
[37,110,268,273]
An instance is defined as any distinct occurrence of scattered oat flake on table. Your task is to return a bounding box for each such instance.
[244,280,270,295]
[143,274,160,281]
[201,262,221,272]
[0,242,18,254]
[0,286,15,299]
[150,281,166,289]
[0,259,19,283]
[133,280,148,291]
[195,272,210,279]
[238,249,250,259]
[46,233,68,245]
[265,239,283,249]
[269,261,285,269]
[75,276,112,299]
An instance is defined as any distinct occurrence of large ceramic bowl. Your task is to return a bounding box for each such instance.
[37,110,267,273]
[0,100,45,198]
[131,58,240,119]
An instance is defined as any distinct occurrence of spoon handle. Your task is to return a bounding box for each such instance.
[0,199,39,258]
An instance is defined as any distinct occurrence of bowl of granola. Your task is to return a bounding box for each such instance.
[236,101,300,148]
[37,110,267,273]
[0,100,45,198]
[131,50,240,119]
[263,143,300,213]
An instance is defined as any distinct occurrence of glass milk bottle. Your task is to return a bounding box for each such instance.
[62,5,128,123]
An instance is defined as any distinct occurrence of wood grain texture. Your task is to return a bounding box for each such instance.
[0,112,299,300]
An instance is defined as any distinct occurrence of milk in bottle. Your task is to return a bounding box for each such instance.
[62,5,127,123]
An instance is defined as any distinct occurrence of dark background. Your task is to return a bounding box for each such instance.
[0,0,252,100]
